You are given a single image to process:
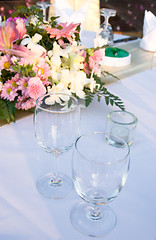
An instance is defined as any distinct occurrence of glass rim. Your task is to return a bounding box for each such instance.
[36,92,79,113]
[74,132,130,166]
[107,110,138,125]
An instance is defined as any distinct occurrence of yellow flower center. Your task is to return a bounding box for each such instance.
[7,88,12,95]
[37,68,44,75]
[12,81,17,88]
[4,61,11,69]
[24,82,28,88]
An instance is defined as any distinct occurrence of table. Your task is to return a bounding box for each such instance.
[0,37,156,240]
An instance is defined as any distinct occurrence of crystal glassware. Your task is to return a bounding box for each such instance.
[33,93,80,199]
[99,8,116,46]
[70,132,130,237]
[37,1,51,21]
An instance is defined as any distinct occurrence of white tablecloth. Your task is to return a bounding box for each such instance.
[0,67,156,240]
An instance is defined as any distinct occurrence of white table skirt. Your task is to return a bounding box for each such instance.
[0,68,156,240]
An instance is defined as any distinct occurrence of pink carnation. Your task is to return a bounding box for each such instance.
[89,50,103,74]
[27,77,46,100]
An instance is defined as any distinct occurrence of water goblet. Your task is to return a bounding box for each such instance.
[33,93,80,199]
[70,132,130,237]
[99,8,116,46]
[37,1,51,21]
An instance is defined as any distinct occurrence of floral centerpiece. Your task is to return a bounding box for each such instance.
[0,5,124,123]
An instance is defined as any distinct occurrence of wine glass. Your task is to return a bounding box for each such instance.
[98,8,116,46]
[33,93,80,199]
[70,132,130,236]
[37,1,51,21]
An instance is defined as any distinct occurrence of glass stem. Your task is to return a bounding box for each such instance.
[105,16,110,29]
[49,154,62,186]
[88,204,103,220]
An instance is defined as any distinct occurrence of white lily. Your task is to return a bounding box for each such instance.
[69,52,84,71]
[70,70,90,99]
[21,33,46,56]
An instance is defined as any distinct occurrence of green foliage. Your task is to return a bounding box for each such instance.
[0,99,16,123]
[0,69,15,83]
[12,5,43,21]
[84,74,125,111]
[12,63,36,77]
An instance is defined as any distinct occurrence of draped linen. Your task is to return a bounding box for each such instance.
[48,0,100,31]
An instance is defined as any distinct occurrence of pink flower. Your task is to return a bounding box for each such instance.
[16,96,36,110]
[17,76,29,95]
[1,80,18,101]
[27,77,46,100]
[18,57,33,66]
[15,18,27,39]
[89,50,103,74]
[0,20,35,57]
[0,54,12,70]
[46,22,79,43]
[7,44,36,58]
[0,21,19,51]
[33,61,51,78]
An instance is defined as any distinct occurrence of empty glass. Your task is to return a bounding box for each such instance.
[71,132,130,237]
[98,8,116,46]
[33,93,80,199]
[37,1,51,21]
[106,110,138,146]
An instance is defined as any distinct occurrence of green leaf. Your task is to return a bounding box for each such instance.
[84,90,95,107]
[0,99,16,123]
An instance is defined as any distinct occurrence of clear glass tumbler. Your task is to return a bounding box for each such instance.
[106,110,138,146]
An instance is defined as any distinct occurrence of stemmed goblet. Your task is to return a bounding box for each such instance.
[33,93,80,199]
[71,132,130,236]
[99,8,116,46]
[37,1,51,21]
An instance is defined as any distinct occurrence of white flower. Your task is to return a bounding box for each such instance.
[46,83,71,105]
[70,70,89,99]
[50,55,61,68]
[21,33,46,56]
[89,76,98,93]
[69,52,84,71]
[50,68,61,83]
[29,16,38,26]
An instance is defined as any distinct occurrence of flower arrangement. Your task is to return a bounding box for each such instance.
[0,5,124,123]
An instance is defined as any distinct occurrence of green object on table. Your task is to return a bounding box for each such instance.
[105,47,129,58]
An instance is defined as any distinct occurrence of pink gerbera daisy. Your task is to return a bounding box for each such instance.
[46,22,79,43]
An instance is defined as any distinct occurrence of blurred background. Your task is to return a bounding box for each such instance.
[0,0,156,37]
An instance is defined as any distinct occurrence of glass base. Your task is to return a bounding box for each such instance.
[70,202,117,237]
[36,172,73,199]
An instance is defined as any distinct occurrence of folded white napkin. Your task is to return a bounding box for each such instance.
[54,0,89,29]
[140,10,156,52]
[49,0,100,32]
